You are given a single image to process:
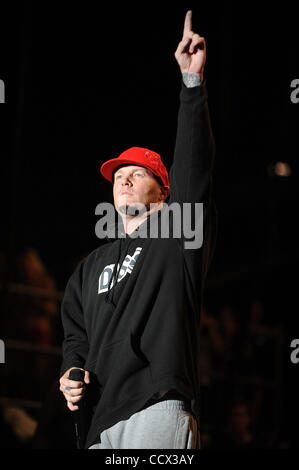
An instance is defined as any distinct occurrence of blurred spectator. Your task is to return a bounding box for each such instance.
[199,308,221,387]
[240,299,282,430]
[199,299,283,448]
[0,404,37,448]
[1,248,61,402]
[200,305,242,381]
[199,422,213,449]
[211,305,245,383]
[211,399,260,449]
[3,247,59,345]
[199,308,224,421]
[14,247,58,344]
[32,379,76,449]
[199,305,243,426]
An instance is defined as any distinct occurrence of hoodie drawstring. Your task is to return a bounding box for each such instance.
[105,237,133,306]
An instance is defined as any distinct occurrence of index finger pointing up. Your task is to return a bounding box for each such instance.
[183,10,192,37]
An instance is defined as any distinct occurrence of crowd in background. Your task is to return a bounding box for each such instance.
[199,301,283,448]
[0,248,285,449]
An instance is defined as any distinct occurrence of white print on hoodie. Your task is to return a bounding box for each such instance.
[98,247,142,294]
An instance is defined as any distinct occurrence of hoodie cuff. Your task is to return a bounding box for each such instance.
[180,79,208,101]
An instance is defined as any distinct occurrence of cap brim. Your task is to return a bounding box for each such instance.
[100,158,154,183]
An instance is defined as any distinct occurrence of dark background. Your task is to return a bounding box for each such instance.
[0,1,298,449]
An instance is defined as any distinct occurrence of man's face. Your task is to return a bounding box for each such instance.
[113,165,168,215]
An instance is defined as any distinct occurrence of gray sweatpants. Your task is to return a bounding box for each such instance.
[89,400,200,449]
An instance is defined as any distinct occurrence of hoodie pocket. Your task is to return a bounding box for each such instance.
[92,333,152,406]
[84,337,126,383]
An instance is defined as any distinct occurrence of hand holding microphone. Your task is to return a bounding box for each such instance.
[59,367,90,411]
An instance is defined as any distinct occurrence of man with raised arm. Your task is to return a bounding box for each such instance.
[59,10,215,449]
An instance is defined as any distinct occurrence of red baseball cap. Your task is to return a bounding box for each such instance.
[100,147,169,187]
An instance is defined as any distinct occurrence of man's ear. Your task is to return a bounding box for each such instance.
[160,186,170,201]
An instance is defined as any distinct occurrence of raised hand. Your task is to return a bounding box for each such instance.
[174,11,206,81]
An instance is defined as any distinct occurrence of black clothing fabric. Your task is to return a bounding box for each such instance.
[60,81,215,448]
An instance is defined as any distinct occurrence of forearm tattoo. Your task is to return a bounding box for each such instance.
[182,72,201,88]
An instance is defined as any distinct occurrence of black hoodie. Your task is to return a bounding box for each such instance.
[60,81,216,449]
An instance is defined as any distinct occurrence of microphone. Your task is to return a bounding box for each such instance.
[68,368,86,449]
